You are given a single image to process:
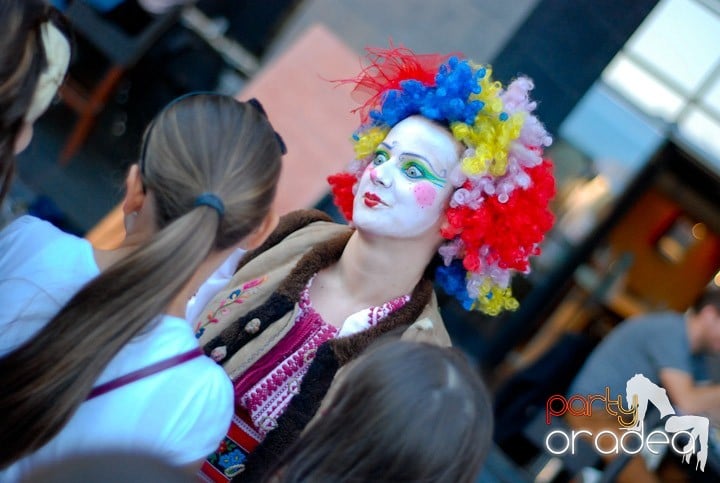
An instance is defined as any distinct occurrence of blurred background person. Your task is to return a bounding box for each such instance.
[267,339,493,483]
[22,452,196,483]
[566,287,720,482]
[0,0,70,204]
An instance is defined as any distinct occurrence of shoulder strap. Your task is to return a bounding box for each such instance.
[86,347,204,401]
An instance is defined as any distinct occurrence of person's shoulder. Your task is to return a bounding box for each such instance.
[235,209,350,272]
[122,316,233,427]
[238,209,345,262]
[624,311,684,331]
[144,315,232,399]
[1,215,62,241]
[147,338,233,464]
[116,351,232,465]
[1,215,81,254]
[0,215,90,278]
[258,209,337,248]
[175,354,233,403]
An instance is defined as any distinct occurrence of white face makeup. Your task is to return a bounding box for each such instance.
[352,116,462,238]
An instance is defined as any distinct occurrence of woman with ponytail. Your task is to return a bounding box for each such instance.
[0,93,284,480]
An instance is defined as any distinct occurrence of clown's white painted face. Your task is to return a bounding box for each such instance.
[352,116,462,238]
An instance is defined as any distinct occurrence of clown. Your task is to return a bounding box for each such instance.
[195,46,555,482]
[329,47,555,315]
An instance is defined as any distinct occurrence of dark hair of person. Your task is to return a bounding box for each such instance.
[0,0,66,203]
[692,286,720,314]
[0,94,283,467]
[269,340,493,483]
[22,452,196,483]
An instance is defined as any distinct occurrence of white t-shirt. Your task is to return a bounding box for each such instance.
[0,216,233,481]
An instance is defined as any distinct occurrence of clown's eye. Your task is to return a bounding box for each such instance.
[402,161,427,179]
[401,160,447,188]
[373,150,389,165]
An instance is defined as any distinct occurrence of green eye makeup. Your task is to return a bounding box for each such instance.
[402,160,446,188]
[373,149,390,165]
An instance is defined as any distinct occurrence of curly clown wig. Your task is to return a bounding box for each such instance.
[328,47,555,315]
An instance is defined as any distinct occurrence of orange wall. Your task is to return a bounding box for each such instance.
[608,188,720,310]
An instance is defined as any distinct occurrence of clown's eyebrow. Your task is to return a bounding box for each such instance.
[379,142,447,178]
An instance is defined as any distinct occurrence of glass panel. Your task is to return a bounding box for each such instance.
[626,0,720,93]
[701,72,720,117]
[678,107,720,171]
[603,54,685,122]
[560,82,665,184]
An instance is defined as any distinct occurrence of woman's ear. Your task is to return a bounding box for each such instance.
[121,164,146,216]
[13,124,34,154]
[238,210,279,250]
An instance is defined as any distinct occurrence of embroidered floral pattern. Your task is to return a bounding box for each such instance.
[201,413,261,481]
[206,437,247,478]
[194,276,268,339]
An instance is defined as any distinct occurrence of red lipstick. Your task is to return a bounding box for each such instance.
[363,192,384,208]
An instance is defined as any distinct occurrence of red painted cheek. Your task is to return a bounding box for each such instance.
[413,182,437,208]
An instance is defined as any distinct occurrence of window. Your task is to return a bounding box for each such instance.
[602,0,720,165]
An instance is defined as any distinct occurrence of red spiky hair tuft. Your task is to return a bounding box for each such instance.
[338,45,455,124]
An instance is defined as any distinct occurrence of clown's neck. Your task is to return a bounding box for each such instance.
[336,230,437,304]
[308,230,438,328]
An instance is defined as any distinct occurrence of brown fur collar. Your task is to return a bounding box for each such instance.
[329,277,433,365]
[235,209,333,272]
[273,226,351,301]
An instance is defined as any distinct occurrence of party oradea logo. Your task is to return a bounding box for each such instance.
[545,374,709,471]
